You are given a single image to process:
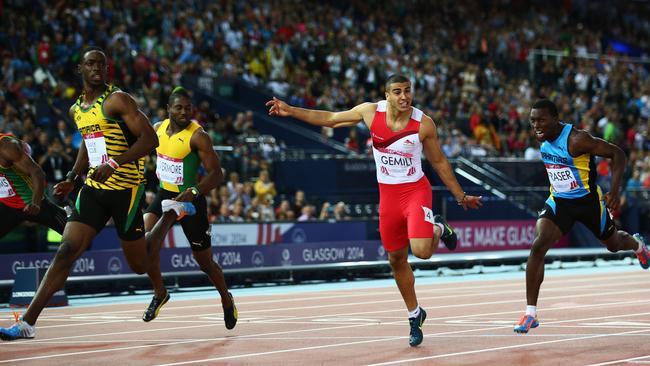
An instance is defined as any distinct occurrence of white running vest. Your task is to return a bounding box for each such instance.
[371,101,424,184]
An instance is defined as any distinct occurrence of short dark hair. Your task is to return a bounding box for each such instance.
[168,86,191,105]
[385,74,410,91]
[81,46,106,60]
[531,99,558,118]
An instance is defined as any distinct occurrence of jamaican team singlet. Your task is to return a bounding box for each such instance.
[73,85,145,190]
[155,119,201,193]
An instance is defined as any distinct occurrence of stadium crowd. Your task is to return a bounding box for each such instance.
[0,0,649,227]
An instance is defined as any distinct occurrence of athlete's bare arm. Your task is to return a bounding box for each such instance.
[266,97,375,129]
[174,129,223,202]
[53,107,89,198]
[0,138,46,215]
[420,116,482,210]
[569,129,626,211]
[90,91,158,183]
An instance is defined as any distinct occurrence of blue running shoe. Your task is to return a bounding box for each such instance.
[434,215,457,251]
[162,199,196,220]
[633,233,650,270]
[0,319,35,341]
[514,314,539,334]
[408,308,427,347]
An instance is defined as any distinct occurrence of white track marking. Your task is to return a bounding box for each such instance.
[586,355,650,366]
[366,328,650,366]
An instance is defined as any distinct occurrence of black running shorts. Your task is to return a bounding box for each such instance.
[0,198,67,237]
[539,191,616,240]
[69,184,146,241]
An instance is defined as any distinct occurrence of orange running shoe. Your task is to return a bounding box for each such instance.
[513,314,539,334]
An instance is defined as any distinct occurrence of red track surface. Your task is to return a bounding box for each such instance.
[1,270,649,365]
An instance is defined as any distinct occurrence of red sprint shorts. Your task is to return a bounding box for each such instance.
[378,177,434,252]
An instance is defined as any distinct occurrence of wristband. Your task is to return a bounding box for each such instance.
[107,158,120,170]
[189,186,199,196]
[456,193,467,205]
[65,170,77,182]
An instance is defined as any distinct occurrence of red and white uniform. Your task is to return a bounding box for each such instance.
[371,101,433,252]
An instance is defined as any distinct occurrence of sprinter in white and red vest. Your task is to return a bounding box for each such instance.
[266,74,482,347]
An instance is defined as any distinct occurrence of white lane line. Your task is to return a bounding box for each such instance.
[366,328,650,366]
[586,355,650,366]
[8,272,643,319]
[1,291,648,348]
[21,333,650,345]
[3,308,650,364]
[10,279,650,330]
[153,311,650,366]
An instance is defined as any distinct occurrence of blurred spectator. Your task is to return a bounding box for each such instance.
[275,199,294,221]
[297,205,316,221]
[254,169,277,201]
[292,190,308,217]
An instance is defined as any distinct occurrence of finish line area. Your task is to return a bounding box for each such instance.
[1,251,648,366]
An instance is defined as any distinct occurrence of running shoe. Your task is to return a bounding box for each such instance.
[513,314,539,334]
[142,292,170,322]
[161,199,196,220]
[223,292,238,330]
[0,315,35,341]
[408,308,427,347]
[434,214,458,251]
[633,233,650,270]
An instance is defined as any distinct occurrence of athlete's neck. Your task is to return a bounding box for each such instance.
[546,123,564,142]
[81,83,109,105]
[386,104,411,127]
[167,120,188,135]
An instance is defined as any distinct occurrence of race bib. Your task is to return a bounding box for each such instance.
[83,132,109,167]
[546,164,579,193]
[0,176,16,198]
[156,153,184,185]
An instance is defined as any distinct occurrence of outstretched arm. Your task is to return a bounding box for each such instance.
[266,97,374,128]
[420,116,482,210]
[570,129,626,211]
[0,139,46,215]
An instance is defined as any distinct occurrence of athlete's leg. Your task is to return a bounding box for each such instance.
[410,237,436,259]
[601,230,642,252]
[388,247,417,311]
[526,218,563,306]
[192,247,232,307]
[144,212,171,299]
[22,222,96,325]
[0,203,23,238]
[30,198,67,235]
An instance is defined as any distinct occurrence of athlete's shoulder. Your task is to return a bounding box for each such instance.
[0,135,24,160]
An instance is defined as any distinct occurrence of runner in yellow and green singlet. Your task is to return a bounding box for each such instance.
[141,87,237,330]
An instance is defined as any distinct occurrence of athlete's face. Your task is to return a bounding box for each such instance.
[78,51,108,87]
[168,96,193,128]
[529,107,560,142]
[385,82,412,113]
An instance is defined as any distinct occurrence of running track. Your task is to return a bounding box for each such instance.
[1,264,649,365]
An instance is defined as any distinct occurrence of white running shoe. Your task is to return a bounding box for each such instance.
[0,319,35,341]
[161,199,196,220]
